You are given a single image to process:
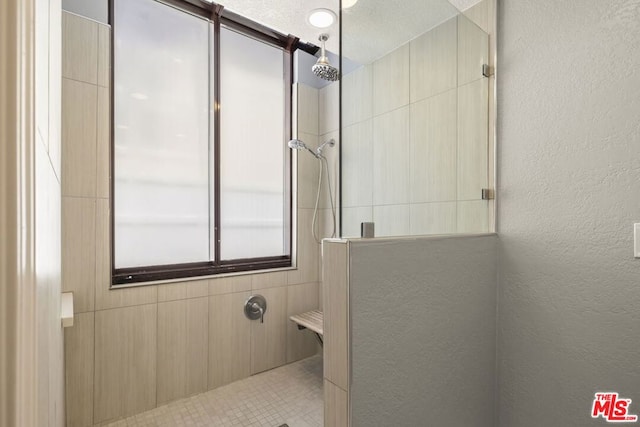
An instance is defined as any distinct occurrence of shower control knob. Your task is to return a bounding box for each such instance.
[244,295,267,323]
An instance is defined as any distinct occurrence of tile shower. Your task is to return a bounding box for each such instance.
[61,11,328,426]
[100,355,323,427]
[340,13,491,237]
[62,1,493,426]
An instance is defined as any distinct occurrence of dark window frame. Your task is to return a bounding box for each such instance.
[108,0,317,286]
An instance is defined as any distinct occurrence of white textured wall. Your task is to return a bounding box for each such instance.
[349,235,497,427]
[498,1,640,426]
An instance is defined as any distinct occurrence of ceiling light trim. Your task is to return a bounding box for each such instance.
[307,8,337,29]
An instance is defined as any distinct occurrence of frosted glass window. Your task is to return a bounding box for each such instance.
[111,1,292,282]
[219,28,288,260]
[113,0,211,268]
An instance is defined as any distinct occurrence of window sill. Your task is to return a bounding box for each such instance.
[109,265,298,290]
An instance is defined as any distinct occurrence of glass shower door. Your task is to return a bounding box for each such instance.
[340,3,493,238]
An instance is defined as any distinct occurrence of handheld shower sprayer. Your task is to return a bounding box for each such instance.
[288,139,320,159]
[288,138,335,159]
[287,138,337,242]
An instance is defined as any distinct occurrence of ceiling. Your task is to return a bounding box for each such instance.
[220,0,483,65]
[219,0,341,53]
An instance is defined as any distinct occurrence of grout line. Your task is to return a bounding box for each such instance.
[61,194,104,200]
[155,286,159,410]
[407,39,412,234]
[62,75,100,88]
[455,15,460,233]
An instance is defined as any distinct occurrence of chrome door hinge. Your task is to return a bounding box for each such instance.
[481,188,495,200]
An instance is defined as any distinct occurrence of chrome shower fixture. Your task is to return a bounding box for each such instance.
[288,138,319,158]
[287,138,335,159]
[316,138,336,157]
[287,138,337,243]
[312,34,339,82]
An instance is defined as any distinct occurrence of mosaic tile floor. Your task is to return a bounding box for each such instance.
[102,355,323,427]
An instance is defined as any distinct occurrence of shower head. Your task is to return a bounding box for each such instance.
[288,139,307,150]
[312,34,339,82]
[288,138,335,159]
[288,139,320,158]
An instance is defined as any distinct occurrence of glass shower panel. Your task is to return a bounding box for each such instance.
[113,0,210,268]
[219,27,288,260]
[340,6,491,238]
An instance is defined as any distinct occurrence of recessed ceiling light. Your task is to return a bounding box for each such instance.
[342,0,359,8]
[308,9,336,29]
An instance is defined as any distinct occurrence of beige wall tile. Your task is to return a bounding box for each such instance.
[62,12,98,84]
[97,24,110,87]
[186,280,210,298]
[319,81,339,134]
[410,17,457,103]
[457,200,490,233]
[324,380,349,427]
[96,86,110,199]
[157,298,208,405]
[322,242,349,390]
[410,202,457,235]
[288,209,319,285]
[209,275,252,296]
[251,286,287,374]
[208,292,251,389]
[95,285,159,312]
[458,14,489,87]
[286,282,320,363]
[157,283,186,303]
[62,78,97,197]
[458,79,489,201]
[373,204,410,237]
[373,43,410,116]
[342,120,373,208]
[62,197,96,313]
[157,279,209,302]
[463,0,490,33]
[64,312,94,427]
[410,89,457,203]
[295,133,320,209]
[373,106,410,205]
[342,64,373,127]
[48,6,63,180]
[319,207,338,242]
[341,207,373,239]
[48,41,62,182]
[318,130,340,211]
[94,304,157,423]
[95,198,158,310]
[296,83,319,135]
[251,271,288,291]
[35,1,50,154]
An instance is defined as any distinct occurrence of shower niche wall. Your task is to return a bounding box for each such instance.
[339,0,494,238]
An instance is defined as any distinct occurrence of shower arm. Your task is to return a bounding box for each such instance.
[316,138,335,157]
[318,35,329,63]
[305,146,322,159]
